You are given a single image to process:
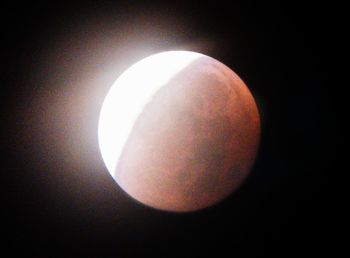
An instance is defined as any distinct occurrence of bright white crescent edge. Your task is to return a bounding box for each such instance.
[98,51,204,177]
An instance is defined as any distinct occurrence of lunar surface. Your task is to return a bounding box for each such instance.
[98,51,260,212]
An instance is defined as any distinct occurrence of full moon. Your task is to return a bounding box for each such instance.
[98,51,260,212]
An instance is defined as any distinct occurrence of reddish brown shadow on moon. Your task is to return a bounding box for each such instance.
[115,56,260,212]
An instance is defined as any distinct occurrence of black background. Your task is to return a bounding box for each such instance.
[2,1,340,257]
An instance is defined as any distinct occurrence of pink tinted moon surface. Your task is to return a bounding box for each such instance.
[113,52,260,212]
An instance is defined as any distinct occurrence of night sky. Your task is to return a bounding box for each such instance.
[2,1,339,257]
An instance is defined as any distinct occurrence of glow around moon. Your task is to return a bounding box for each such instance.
[98,51,203,175]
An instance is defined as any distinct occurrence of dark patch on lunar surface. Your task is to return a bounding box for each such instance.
[115,56,260,212]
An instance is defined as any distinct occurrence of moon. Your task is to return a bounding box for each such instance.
[98,51,260,212]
